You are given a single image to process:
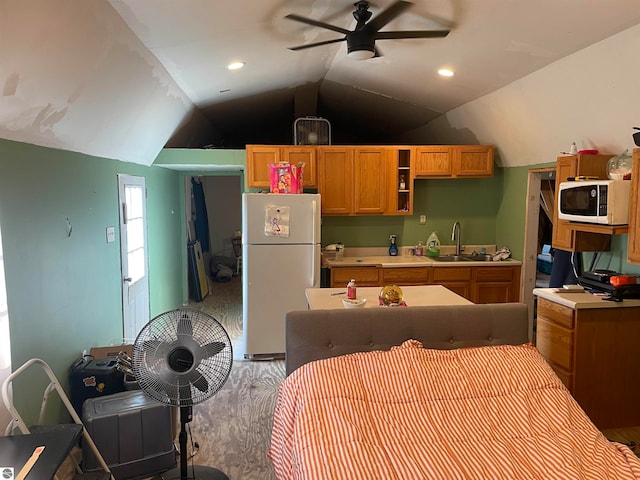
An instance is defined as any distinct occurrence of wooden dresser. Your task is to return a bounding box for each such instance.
[533,288,640,430]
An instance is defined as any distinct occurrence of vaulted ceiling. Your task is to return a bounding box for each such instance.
[2,1,640,164]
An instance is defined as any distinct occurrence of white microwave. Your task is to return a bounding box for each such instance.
[558,179,631,225]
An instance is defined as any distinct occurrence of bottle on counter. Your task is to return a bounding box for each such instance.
[426,232,441,257]
[389,235,399,256]
[415,241,424,256]
[347,279,357,300]
[336,242,344,261]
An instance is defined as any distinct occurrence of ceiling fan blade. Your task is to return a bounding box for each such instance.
[285,13,350,35]
[289,37,346,51]
[376,30,450,40]
[366,0,412,32]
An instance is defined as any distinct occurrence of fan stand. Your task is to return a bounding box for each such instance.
[161,406,229,480]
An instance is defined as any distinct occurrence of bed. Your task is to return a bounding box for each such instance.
[269,303,640,479]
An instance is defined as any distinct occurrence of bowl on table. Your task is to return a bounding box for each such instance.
[342,298,367,308]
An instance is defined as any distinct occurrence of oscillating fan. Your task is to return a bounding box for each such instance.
[132,307,233,480]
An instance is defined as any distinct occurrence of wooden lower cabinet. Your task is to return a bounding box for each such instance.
[431,267,471,300]
[381,267,429,286]
[329,266,381,287]
[535,296,640,429]
[330,264,520,303]
[471,266,520,303]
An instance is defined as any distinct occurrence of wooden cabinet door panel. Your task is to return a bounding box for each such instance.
[283,146,317,187]
[432,267,471,282]
[537,298,574,329]
[382,267,429,285]
[330,266,381,287]
[415,147,452,176]
[454,146,494,177]
[473,282,515,304]
[353,147,386,214]
[246,145,280,188]
[439,282,470,300]
[536,317,573,371]
[318,147,353,215]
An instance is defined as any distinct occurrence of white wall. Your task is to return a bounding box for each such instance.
[0,0,199,165]
[400,24,640,167]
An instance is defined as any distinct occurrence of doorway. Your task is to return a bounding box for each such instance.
[118,174,150,342]
[522,167,556,340]
[184,175,243,298]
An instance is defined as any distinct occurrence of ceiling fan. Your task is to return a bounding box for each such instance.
[285,0,450,60]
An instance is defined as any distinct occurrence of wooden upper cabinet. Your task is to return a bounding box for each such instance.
[456,146,494,177]
[353,147,387,214]
[551,154,612,252]
[385,147,414,215]
[627,148,640,263]
[317,146,353,215]
[282,146,317,187]
[414,145,494,178]
[415,146,452,176]
[245,145,317,189]
[246,145,280,188]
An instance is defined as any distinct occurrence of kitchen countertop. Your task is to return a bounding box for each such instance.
[325,255,522,268]
[305,285,473,309]
[533,287,640,309]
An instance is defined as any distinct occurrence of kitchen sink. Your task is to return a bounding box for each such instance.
[430,255,469,262]
[431,254,494,262]
[463,254,494,262]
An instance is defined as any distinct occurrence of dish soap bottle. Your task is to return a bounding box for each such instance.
[389,235,399,256]
[426,232,441,257]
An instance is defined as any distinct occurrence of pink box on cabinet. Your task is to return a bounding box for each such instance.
[269,163,304,194]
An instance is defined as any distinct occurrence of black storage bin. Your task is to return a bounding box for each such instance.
[69,358,125,414]
[82,390,175,480]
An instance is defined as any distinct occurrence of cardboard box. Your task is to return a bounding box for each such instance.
[89,344,133,360]
[269,162,304,193]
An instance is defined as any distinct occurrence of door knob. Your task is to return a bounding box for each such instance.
[123,277,132,283]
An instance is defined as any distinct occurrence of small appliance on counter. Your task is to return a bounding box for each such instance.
[578,269,640,300]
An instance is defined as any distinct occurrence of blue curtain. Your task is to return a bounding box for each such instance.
[191,178,210,252]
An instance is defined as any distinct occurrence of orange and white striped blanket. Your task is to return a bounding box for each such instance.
[269,340,640,479]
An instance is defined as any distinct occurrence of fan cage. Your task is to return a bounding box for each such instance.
[132,308,233,407]
[294,116,331,145]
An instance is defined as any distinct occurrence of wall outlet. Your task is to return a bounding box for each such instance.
[106,226,115,243]
[419,215,427,224]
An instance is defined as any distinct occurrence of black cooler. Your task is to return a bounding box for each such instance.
[82,390,176,479]
[69,358,125,415]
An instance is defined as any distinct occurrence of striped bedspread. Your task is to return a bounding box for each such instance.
[269,341,640,479]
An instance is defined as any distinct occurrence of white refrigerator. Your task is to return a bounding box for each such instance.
[241,193,321,359]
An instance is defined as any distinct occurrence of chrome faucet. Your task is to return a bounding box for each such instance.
[451,221,461,256]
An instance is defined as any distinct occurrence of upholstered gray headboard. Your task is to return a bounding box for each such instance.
[285,303,529,375]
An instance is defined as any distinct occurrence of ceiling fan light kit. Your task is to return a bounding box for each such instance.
[286,0,450,59]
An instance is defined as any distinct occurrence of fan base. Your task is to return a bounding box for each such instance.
[158,464,229,480]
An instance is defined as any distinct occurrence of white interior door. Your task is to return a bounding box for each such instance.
[118,174,150,342]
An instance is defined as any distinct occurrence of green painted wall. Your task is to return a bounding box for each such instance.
[321,174,502,251]
[0,139,185,424]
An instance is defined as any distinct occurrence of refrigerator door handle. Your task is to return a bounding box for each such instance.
[312,199,318,242]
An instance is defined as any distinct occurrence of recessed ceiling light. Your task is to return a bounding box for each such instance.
[438,68,454,77]
[227,62,245,70]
